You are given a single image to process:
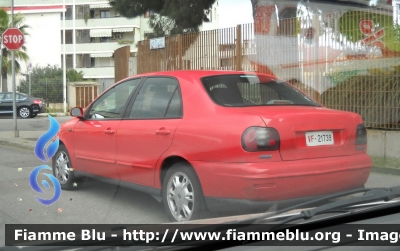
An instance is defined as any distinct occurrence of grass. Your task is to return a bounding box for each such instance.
[372,157,400,170]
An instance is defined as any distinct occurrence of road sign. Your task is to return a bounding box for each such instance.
[2,28,24,50]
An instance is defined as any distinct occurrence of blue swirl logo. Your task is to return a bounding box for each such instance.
[30,115,62,205]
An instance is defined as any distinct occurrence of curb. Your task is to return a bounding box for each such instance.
[37,113,68,117]
[0,139,35,152]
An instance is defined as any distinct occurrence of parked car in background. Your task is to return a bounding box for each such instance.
[0,92,46,118]
[54,70,372,222]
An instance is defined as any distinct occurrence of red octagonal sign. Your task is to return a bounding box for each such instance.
[2,28,24,50]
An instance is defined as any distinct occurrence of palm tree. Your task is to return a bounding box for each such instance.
[0,9,29,92]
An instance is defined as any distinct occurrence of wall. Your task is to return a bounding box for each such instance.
[367,130,400,169]
[7,12,62,91]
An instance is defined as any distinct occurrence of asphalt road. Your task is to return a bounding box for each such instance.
[0,115,71,131]
[1,145,400,246]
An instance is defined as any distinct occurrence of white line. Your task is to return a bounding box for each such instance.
[346,234,352,237]
[161,229,169,243]
[111,234,117,237]
[171,229,179,243]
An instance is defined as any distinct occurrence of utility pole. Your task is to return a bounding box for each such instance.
[11,0,19,137]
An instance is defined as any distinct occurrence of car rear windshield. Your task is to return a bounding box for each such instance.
[201,74,320,107]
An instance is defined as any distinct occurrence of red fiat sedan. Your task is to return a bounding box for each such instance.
[53,71,372,222]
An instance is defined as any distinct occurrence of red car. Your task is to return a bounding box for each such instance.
[53,71,372,222]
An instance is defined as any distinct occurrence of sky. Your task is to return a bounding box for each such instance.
[219,0,254,28]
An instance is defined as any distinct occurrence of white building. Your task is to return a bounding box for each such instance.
[2,0,219,91]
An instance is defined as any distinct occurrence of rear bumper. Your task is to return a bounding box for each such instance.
[193,154,372,210]
[204,188,365,212]
[32,104,45,114]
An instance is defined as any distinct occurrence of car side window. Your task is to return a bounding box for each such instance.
[3,93,12,99]
[17,94,27,100]
[129,77,179,119]
[88,78,141,119]
[165,88,182,118]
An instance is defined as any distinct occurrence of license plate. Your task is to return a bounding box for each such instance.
[305,131,334,146]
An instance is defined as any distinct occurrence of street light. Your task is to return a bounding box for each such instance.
[21,71,31,95]
[27,62,32,95]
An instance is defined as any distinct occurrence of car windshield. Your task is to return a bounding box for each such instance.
[202,74,320,107]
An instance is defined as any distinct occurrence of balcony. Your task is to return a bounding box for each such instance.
[76,67,114,79]
[64,42,137,54]
[64,17,141,29]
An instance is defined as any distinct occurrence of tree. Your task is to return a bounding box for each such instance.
[109,0,216,37]
[18,64,84,102]
[0,9,30,92]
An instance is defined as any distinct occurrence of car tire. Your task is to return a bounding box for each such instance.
[18,106,31,119]
[162,162,205,222]
[52,144,80,190]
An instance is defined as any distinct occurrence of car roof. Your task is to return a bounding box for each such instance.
[125,70,275,82]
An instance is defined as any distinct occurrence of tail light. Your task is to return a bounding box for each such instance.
[241,127,280,152]
[34,99,42,104]
[355,124,367,145]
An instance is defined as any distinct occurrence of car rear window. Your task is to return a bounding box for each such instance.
[201,74,319,107]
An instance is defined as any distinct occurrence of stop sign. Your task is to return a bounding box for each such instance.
[2,28,24,50]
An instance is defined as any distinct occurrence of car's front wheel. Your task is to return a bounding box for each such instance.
[162,162,205,222]
[18,106,31,119]
[52,144,80,190]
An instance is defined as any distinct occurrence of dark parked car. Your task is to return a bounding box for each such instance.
[0,92,46,118]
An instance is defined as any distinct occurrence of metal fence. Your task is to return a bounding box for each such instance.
[18,77,65,112]
[137,11,400,130]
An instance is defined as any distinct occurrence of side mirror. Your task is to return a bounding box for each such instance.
[70,107,84,118]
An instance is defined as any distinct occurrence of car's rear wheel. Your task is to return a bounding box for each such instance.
[162,162,205,222]
[52,144,80,190]
[18,106,31,119]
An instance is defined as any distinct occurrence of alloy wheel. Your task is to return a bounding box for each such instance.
[19,107,30,118]
[166,171,195,221]
[54,151,70,185]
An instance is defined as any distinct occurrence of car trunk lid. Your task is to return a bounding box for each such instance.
[238,106,363,161]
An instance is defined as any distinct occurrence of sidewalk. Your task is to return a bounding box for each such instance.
[0,130,43,151]
[0,114,68,151]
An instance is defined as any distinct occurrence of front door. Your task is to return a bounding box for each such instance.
[73,78,141,179]
[116,77,183,186]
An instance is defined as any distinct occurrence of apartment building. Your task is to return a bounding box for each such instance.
[4,0,219,91]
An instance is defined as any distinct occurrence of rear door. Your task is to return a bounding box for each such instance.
[116,77,182,186]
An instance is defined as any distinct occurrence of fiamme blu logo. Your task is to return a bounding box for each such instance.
[29,115,61,205]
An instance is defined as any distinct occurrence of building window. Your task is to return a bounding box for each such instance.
[100,10,111,18]
[100,37,111,43]
[144,10,154,18]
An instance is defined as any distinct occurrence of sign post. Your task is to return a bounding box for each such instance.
[2,0,24,137]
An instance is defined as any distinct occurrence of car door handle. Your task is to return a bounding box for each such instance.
[155,128,170,135]
[104,129,115,134]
